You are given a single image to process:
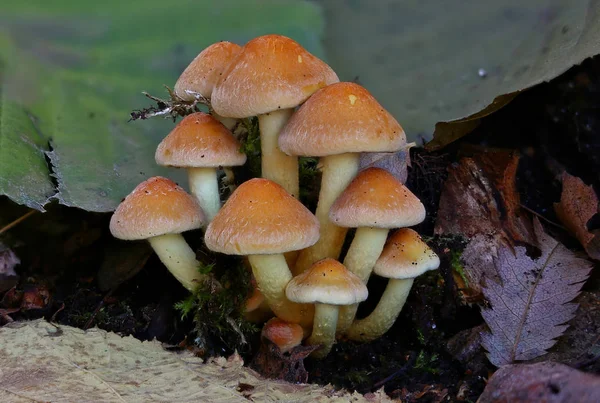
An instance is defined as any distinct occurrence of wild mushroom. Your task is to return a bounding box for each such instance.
[109,177,207,291]
[155,112,246,223]
[279,82,406,275]
[204,178,318,326]
[261,317,304,353]
[346,229,439,342]
[329,167,426,333]
[211,34,339,198]
[286,258,368,358]
[174,41,241,129]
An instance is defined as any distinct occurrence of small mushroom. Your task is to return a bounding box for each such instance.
[212,34,339,198]
[174,41,241,129]
[204,178,318,326]
[286,258,368,358]
[279,83,407,275]
[329,167,425,333]
[261,317,304,353]
[346,229,439,342]
[155,112,246,223]
[109,177,207,291]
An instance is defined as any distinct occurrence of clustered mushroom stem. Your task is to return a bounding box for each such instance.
[307,303,339,359]
[293,153,360,275]
[258,109,299,198]
[248,254,313,327]
[147,233,208,291]
[336,227,390,334]
[211,111,238,131]
[346,278,414,342]
[188,167,220,224]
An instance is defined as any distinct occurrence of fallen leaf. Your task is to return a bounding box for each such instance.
[98,240,152,291]
[0,319,373,402]
[478,361,600,403]
[0,244,19,293]
[480,219,592,367]
[322,1,600,144]
[531,290,600,370]
[434,150,534,298]
[554,172,600,260]
[250,337,319,384]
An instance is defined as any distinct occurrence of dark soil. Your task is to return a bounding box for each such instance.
[2,56,600,402]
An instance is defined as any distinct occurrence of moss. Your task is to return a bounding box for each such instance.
[174,260,258,352]
[239,117,261,177]
[450,250,469,286]
[414,350,440,374]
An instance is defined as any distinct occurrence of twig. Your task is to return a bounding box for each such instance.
[372,352,417,390]
[0,210,37,235]
[84,289,115,330]
[519,204,566,230]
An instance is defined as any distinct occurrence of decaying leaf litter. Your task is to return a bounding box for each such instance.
[1,3,600,402]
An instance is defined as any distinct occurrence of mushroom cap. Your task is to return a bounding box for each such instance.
[286,258,368,305]
[329,167,426,228]
[374,228,440,279]
[211,34,339,118]
[155,112,246,168]
[279,82,406,157]
[204,178,319,255]
[174,41,241,101]
[261,318,304,353]
[109,177,205,240]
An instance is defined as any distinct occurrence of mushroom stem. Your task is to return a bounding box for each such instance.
[346,278,414,342]
[211,112,237,131]
[188,167,220,223]
[307,303,339,359]
[147,233,208,291]
[336,227,389,333]
[248,254,313,326]
[293,153,360,275]
[258,109,298,198]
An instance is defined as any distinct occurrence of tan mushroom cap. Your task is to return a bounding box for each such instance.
[109,177,205,240]
[211,34,339,118]
[279,82,406,156]
[286,258,368,305]
[204,178,319,255]
[329,167,425,228]
[155,112,246,168]
[261,318,304,353]
[174,41,242,101]
[374,229,440,279]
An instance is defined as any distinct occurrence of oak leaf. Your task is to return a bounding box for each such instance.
[480,219,592,367]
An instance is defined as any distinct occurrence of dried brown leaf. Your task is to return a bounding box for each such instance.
[481,219,592,367]
[554,172,600,260]
[478,361,600,403]
[435,150,534,299]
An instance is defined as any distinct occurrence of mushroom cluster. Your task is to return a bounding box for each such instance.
[110,35,439,359]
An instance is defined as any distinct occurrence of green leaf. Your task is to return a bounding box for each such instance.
[0,0,326,212]
[320,0,600,146]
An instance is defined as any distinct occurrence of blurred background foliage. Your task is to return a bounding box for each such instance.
[1,0,599,212]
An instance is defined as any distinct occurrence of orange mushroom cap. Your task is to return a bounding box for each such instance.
[155,112,246,168]
[174,41,242,101]
[109,177,204,240]
[211,34,339,118]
